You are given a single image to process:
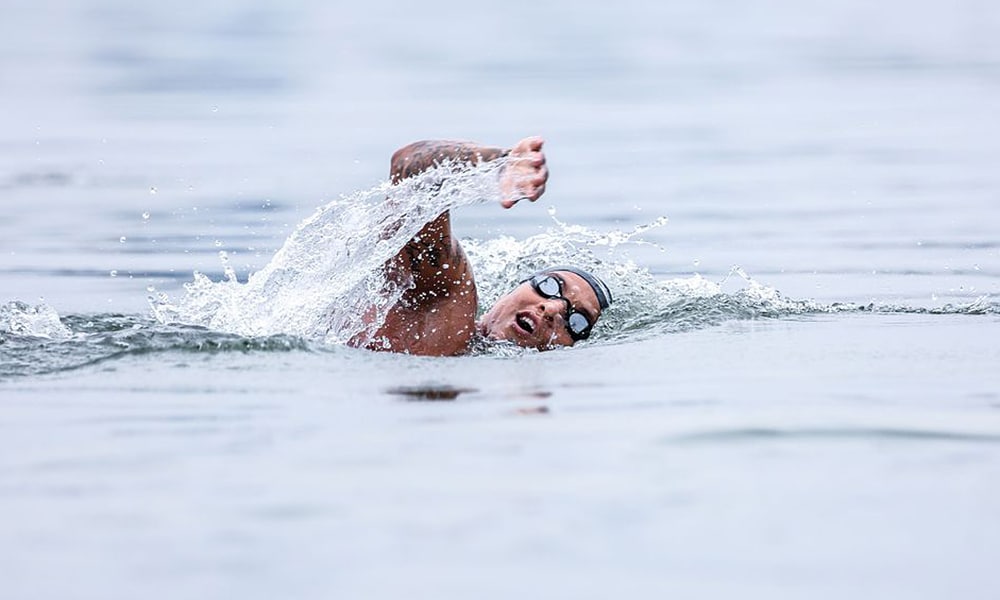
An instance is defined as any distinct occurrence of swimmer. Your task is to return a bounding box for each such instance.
[353,137,612,356]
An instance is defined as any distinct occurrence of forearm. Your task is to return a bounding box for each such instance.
[390,140,509,183]
[386,140,502,300]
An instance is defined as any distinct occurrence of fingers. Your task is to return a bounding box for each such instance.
[508,150,545,167]
[509,149,546,171]
[500,184,546,209]
[530,183,546,200]
[512,136,544,155]
[534,165,549,186]
[500,136,548,209]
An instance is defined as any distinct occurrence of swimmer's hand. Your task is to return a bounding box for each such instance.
[500,136,548,209]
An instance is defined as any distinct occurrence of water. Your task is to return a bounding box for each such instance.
[3,1,1000,598]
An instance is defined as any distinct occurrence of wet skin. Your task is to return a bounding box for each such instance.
[478,271,602,351]
[353,137,599,356]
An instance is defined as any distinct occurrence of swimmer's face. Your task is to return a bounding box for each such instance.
[478,270,603,351]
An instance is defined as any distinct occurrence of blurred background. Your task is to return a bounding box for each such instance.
[3,3,1000,599]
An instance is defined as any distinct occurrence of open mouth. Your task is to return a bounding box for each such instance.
[515,312,536,334]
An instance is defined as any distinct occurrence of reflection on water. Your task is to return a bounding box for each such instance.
[386,385,478,402]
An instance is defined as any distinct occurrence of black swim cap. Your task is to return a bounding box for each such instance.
[537,266,612,309]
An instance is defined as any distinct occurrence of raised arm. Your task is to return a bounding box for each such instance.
[387,137,548,300]
[390,140,510,185]
[365,137,547,355]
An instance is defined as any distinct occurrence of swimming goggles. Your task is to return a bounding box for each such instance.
[524,274,595,341]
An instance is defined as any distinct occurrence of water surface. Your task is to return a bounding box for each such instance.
[2,1,999,598]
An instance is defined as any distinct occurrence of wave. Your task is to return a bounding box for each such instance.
[149,159,507,344]
[3,280,996,381]
[2,161,997,377]
[0,305,311,380]
[143,159,999,348]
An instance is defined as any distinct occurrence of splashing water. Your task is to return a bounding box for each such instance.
[148,160,999,351]
[151,159,507,344]
[0,301,71,340]
[151,155,691,350]
[3,188,998,379]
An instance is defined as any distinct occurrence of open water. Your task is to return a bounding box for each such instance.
[2,1,1000,598]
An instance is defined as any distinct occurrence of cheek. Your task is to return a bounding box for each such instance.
[483,297,518,328]
[499,293,529,314]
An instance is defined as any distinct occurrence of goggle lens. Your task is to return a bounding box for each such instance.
[526,274,595,341]
[536,276,560,297]
[568,312,590,336]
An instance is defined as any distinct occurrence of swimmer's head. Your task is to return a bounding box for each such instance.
[477,266,612,351]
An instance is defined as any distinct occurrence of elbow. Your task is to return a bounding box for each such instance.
[390,141,430,182]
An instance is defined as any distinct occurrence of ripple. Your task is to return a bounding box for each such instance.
[669,427,1000,444]
[1,311,314,380]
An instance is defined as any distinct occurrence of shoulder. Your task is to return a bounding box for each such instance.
[368,291,478,356]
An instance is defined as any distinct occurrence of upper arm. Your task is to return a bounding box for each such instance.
[386,140,506,307]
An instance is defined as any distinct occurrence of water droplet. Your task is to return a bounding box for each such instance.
[693,259,701,267]
[149,186,157,195]
[212,106,219,113]
[215,240,223,247]
[146,285,155,292]
[218,250,229,262]
[110,270,118,277]
[974,264,981,271]
[119,236,127,243]
[142,211,150,220]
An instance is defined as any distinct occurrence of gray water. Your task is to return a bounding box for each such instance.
[3,1,1000,598]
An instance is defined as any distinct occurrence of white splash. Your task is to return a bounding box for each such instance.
[0,301,71,339]
[151,160,506,343]
[151,158,900,349]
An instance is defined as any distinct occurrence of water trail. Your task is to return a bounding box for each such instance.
[6,159,995,379]
[151,159,506,344]
[2,262,996,381]
[148,155,998,350]
[0,311,313,380]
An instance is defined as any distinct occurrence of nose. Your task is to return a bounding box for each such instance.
[538,297,568,322]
